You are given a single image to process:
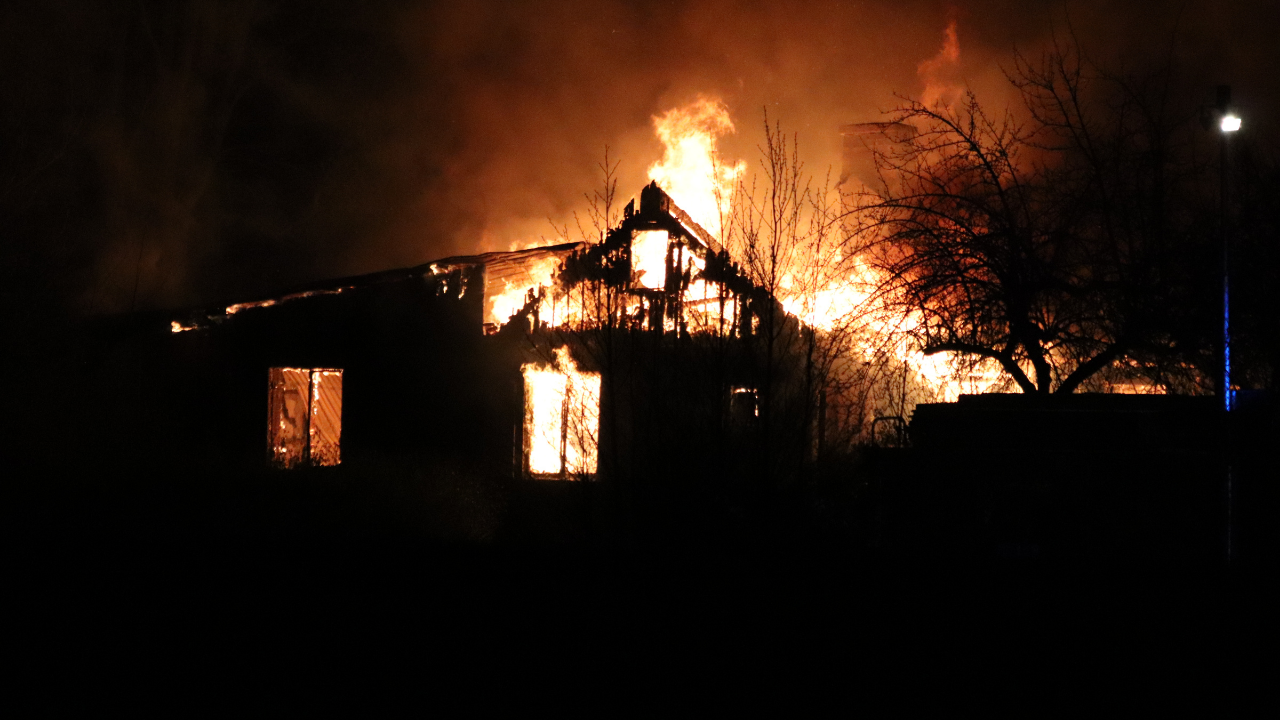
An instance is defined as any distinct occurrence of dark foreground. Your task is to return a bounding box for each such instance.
[11,455,1273,710]
[8,323,1274,707]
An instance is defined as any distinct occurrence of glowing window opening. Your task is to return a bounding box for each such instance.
[522,348,601,479]
[267,367,343,468]
[632,230,669,290]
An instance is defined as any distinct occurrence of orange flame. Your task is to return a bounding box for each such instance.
[495,93,1005,411]
[648,97,745,239]
[776,247,1004,401]
[523,346,601,476]
[631,229,669,290]
[486,256,562,327]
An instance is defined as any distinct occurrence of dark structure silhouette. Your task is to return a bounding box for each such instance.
[153,183,813,539]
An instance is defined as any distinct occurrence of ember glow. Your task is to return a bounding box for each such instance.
[227,288,349,317]
[648,97,745,240]
[267,367,343,468]
[522,346,601,477]
[308,370,343,466]
[227,298,279,315]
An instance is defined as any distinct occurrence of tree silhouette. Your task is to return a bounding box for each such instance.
[849,36,1222,395]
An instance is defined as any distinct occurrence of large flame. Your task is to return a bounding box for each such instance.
[647,97,745,240]
[777,247,1003,401]
[523,346,601,476]
[486,256,561,327]
[498,94,1005,416]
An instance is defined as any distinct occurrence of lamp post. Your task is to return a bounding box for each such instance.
[1214,86,1241,412]
[1209,85,1242,563]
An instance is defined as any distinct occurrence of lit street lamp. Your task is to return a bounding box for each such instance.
[1206,85,1241,563]
[1212,86,1241,413]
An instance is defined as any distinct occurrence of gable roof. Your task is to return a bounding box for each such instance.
[171,183,730,333]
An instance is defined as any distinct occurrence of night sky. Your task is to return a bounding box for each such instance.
[3,0,1277,318]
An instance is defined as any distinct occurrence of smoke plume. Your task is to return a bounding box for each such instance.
[2,0,1276,316]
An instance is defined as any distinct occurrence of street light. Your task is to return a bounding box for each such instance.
[1212,86,1240,413]
[1210,85,1240,564]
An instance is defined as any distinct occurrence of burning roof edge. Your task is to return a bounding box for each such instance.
[424,241,584,274]
[169,182,722,333]
[170,241,585,332]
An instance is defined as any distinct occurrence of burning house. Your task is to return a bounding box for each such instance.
[166,181,814,491]
[160,101,990,491]
[141,106,1260,560]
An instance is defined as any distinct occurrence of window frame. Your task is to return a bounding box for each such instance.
[267,366,344,469]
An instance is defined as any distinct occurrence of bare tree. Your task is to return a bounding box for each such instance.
[850,35,1220,395]
[730,113,909,464]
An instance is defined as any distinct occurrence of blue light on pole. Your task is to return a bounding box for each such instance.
[1220,107,1240,412]
[1209,88,1241,561]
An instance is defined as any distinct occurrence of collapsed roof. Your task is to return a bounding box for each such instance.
[170,182,749,335]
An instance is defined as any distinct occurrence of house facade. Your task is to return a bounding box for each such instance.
[166,182,816,488]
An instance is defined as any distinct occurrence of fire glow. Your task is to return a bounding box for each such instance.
[644,98,996,400]
[647,97,744,241]
[777,257,1002,400]
[482,95,1003,406]
[267,367,343,469]
[522,346,601,477]
[487,256,561,327]
[631,229,669,289]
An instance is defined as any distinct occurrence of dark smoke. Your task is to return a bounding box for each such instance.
[2,0,1276,317]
